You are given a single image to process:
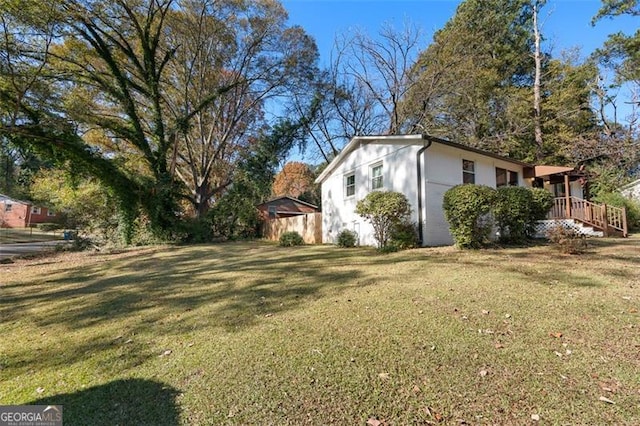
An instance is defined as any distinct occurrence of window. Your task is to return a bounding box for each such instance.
[31,206,41,214]
[5,203,12,212]
[370,163,383,190]
[267,205,277,218]
[345,173,355,197]
[462,159,475,184]
[47,210,56,217]
[496,168,519,187]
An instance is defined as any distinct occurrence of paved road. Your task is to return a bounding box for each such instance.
[0,241,69,261]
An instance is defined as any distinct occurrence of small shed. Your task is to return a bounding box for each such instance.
[256,196,319,220]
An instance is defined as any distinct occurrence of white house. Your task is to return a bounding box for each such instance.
[620,179,640,200]
[315,134,588,246]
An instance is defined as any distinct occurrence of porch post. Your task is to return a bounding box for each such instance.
[564,174,571,218]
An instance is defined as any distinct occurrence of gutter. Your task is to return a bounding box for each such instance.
[416,134,434,246]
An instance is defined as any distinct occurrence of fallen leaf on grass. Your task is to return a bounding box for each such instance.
[550,332,563,338]
[494,343,504,349]
[482,310,490,315]
[479,369,488,377]
[366,418,382,426]
[378,372,390,380]
[531,414,540,421]
[599,396,615,404]
[36,387,44,394]
[159,349,172,357]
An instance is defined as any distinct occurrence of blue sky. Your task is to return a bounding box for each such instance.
[282,0,637,65]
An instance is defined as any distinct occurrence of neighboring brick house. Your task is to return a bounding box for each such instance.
[256,196,319,220]
[0,194,58,228]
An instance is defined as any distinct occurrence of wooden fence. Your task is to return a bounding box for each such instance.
[262,213,322,244]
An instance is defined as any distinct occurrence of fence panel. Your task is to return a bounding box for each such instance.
[263,213,322,244]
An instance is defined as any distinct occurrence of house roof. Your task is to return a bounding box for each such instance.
[0,194,31,205]
[256,195,319,210]
[315,134,534,184]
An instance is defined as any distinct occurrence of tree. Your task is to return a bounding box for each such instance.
[401,0,535,154]
[272,162,315,199]
[290,23,422,162]
[355,191,411,249]
[166,0,318,218]
[0,0,318,239]
[209,119,305,239]
[593,0,640,84]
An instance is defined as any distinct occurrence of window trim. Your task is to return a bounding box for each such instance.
[31,206,41,214]
[267,205,277,218]
[462,159,475,184]
[47,210,56,217]
[370,162,383,190]
[496,167,519,187]
[344,172,356,198]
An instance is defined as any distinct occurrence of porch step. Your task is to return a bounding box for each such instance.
[534,219,604,239]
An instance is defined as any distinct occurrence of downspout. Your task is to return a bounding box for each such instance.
[416,135,433,246]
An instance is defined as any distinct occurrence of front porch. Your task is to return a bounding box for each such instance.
[532,165,628,237]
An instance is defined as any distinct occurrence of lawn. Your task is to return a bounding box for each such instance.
[0,227,63,244]
[1,238,638,425]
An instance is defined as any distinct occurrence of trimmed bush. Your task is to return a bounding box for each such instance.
[390,221,419,249]
[529,187,555,221]
[493,186,533,243]
[279,231,304,247]
[355,191,411,249]
[336,229,358,248]
[443,184,496,248]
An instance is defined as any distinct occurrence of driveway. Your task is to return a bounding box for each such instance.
[0,241,69,261]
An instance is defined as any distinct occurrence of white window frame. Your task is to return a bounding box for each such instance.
[47,210,56,217]
[344,173,356,198]
[31,206,41,214]
[370,163,383,190]
[462,159,475,184]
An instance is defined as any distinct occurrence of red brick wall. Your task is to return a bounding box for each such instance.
[1,203,29,228]
[0,203,57,228]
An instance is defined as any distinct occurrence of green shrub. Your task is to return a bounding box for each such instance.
[390,221,419,249]
[279,231,304,247]
[443,184,496,248]
[336,229,358,248]
[493,186,532,243]
[38,222,63,232]
[177,217,213,244]
[546,223,587,254]
[355,191,411,249]
[529,188,555,222]
[594,192,640,231]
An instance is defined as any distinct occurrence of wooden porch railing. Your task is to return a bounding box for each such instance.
[547,197,628,237]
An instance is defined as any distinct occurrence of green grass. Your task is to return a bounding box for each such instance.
[1,238,639,425]
[0,227,62,244]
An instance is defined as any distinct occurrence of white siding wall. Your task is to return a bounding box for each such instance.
[621,180,640,200]
[321,141,529,247]
[422,143,528,245]
[321,142,420,246]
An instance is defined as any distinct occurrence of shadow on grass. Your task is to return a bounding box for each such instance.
[27,378,180,426]
[1,243,404,336]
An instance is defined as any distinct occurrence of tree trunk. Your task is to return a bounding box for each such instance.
[533,0,544,161]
